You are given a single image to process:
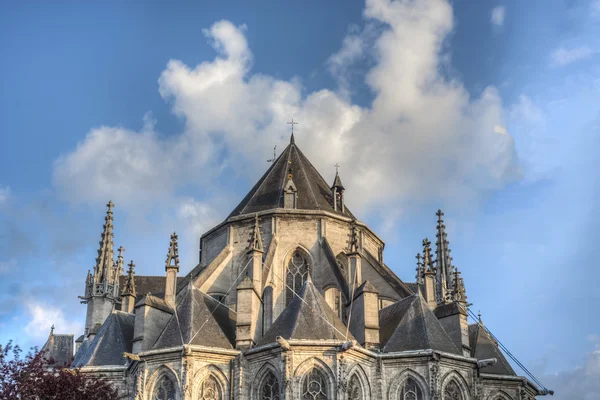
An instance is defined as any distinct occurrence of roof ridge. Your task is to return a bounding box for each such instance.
[277,143,294,206]
[294,146,320,209]
[240,148,287,215]
[415,295,432,348]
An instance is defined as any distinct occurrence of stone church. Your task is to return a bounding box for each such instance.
[43,134,548,399]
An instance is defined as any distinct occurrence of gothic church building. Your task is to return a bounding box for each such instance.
[44,134,547,399]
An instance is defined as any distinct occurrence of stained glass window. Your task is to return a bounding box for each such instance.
[347,374,363,400]
[302,368,328,400]
[444,380,463,400]
[199,376,221,400]
[399,377,422,400]
[260,371,280,400]
[286,251,310,305]
[153,376,176,400]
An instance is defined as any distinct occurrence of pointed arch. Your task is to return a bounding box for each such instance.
[282,246,313,305]
[294,357,336,400]
[346,363,371,400]
[192,364,229,400]
[487,389,513,400]
[388,368,429,400]
[440,370,470,400]
[146,365,181,400]
[252,362,282,400]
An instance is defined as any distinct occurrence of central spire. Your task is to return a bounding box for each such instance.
[435,209,453,303]
[94,200,115,285]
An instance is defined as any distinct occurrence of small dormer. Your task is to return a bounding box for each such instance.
[284,168,298,209]
[331,170,345,212]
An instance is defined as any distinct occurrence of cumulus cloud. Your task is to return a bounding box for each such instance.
[0,186,10,205]
[24,301,83,340]
[551,46,595,67]
[543,335,600,400]
[490,6,505,27]
[53,0,520,222]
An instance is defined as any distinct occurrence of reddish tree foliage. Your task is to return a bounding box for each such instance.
[0,341,123,400]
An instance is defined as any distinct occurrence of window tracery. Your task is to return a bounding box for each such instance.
[347,374,363,400]
[286,250,310,305]
[399,377,422,400]
[260,371,280,400]
[302,368,328,400]
[443,380,463,400]
[153,376,176,400]
[199,376,221,400]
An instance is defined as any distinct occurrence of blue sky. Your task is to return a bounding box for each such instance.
[1,0,599,397]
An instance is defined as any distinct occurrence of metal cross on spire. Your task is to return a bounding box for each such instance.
[334,163,340,174]
[287,118,298,134]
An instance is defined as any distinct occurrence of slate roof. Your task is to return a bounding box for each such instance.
[152,284,236,349]
[72,311,134,367]
[118,275,186,302]
[468,323,516,375]
[41,332,74,367]
[379,294,460,354]
[228,137,355,219]
[257,277,354,346]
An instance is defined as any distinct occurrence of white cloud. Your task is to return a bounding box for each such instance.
[543,336,600,399]
[490,6,505,27]
[53,0,520,222]
[0,186,10,204]
[551,46,595,67]
[24,301,83,340]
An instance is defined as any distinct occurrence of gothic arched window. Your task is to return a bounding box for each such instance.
[443,380,463,400]
[286,250,310,305]
[260,371,280,400]
[302,368,328,400]
[153,376,176,400]
[347,374,363,400]
[399,377,423,400]
[199,376,222,400]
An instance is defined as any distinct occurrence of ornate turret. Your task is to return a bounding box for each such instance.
[164,232,180,307]
[121,260,136,313]
[331,164,345,212]
[248,214,264,253]
[435,209,453,304]
[420,238,437,309]
[80,201,121,341]
[451,266,468,304]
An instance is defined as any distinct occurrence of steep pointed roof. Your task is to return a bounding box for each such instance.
[379,294,460,354]
[41,328,73,367]
[228,140,355,219]
[152,284,236,349]
[468,323,516,375]
[257,277,354,346]
[332,172,344,190]
[72,311,134,367]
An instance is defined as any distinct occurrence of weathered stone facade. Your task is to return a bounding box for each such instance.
[46,136,547,399]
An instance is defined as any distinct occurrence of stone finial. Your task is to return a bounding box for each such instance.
[122,260,136,297]
[349,224,360,253]
[421,238,435,274]
[415,253,423,282]
[451,266,468,304]
[165,232,180,271]
[248,214,264,252]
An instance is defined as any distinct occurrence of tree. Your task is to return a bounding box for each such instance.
[0,341,122,400]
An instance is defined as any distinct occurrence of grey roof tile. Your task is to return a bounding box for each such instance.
[379,294,460,354]
[228,140,355,219]
[118,275,185,303]
[468,323,516,375]
[71,311,134,367]
[152,284,236,349]
[41,333,74,367]
[257,277,354,346]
